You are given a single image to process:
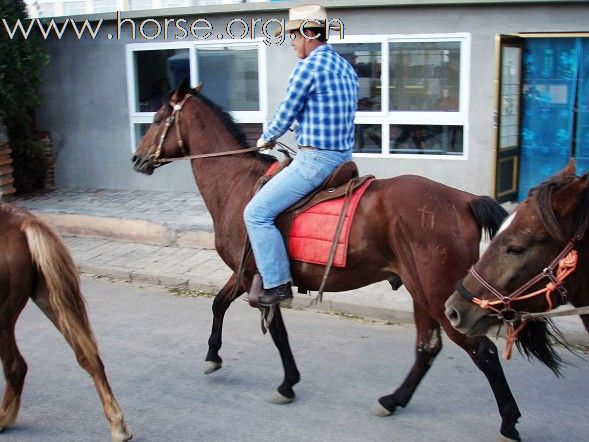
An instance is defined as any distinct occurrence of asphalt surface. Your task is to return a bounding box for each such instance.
[4,276,589,441]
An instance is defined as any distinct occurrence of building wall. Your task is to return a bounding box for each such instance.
[36,1,589,195]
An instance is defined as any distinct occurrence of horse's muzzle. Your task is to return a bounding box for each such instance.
[132,154,155,175]
[444,292,493,336]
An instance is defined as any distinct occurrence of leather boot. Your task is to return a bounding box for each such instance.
[258,283,293,307]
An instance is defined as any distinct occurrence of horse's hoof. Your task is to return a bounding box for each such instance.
[111,429,133,442]
[203,361,222,374]
[371,401,392,417]
[498,435,520,442]
[266,391,294,405]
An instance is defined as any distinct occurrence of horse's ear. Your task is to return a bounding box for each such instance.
[552,174,589,218]
[171,78,190,102]
[192,82,203,94]
[556,159,577,179]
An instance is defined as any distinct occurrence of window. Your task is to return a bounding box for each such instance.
[332,34,469,158]
[62,1,85,15]
[133,48,189,112]
[128,0,152,10]
[336,43,382,112]
[93,0,117,13]
[161,0,191,8]
[126,41,266,150]
[389,42,460,111]
[36,3,55,17]
[196,46,259,111]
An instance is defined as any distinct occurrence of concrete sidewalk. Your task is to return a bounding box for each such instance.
[12,188,589,346]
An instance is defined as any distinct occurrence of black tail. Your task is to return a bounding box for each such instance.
[516,319,567,375]
[468,196,508,240]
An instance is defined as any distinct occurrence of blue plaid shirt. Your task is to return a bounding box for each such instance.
[262,44,358,151]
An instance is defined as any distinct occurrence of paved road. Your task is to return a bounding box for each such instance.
[5,276,589,441]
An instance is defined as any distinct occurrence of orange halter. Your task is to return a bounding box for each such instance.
[470,250,578,359]
[456,221,586,360]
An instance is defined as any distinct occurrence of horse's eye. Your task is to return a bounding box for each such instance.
[506,245,525,255]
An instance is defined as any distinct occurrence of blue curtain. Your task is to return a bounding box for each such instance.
[518,39,580,200]
[575,41,589,174]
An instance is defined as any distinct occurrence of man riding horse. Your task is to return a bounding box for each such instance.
[244,4,359,307]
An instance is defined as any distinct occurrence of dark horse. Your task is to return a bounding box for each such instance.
[0,203,132,441]
[131,81,527,440]
[445,162,589,373]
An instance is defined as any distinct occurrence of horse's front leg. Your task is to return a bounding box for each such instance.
[444,326,522,441]
[267,305,301,404]
[373,301,442,416]
[204,274,244,374]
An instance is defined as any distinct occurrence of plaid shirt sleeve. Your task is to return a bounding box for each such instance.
[261,60,314,142]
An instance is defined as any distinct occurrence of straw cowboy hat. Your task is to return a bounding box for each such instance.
[283,4,341,33]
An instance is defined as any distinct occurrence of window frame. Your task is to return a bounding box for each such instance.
[331,33,471,160]
[125,39,267,151]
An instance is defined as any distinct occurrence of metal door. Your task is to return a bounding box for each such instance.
[494,35,524,202]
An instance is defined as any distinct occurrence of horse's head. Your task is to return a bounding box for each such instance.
[445,161,589,338]
[132,79,202,175]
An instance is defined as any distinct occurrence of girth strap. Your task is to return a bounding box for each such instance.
[314,178,358,304]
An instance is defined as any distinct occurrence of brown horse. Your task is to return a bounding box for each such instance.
[0,203,132,441]
[131,81,527,440]
[445,162,589,374]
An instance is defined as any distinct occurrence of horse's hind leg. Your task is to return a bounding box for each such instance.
[267,305,300,404]
[32,287,132,441]
[373,301,442,416]
[0,326,27,431]
[204,273,243,374]
[581,313,589,335]
[0,268,31,431]
[443,325,521,441]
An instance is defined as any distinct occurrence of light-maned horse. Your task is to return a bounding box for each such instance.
[445,162,589,374]
[132,81,525,440]
[0,203,132,441]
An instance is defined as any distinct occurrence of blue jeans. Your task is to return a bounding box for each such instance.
[244,148,352,289]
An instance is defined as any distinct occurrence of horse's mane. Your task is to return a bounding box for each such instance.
[517,170,589,374]
[532,171,589,243]
[195,93,276,165]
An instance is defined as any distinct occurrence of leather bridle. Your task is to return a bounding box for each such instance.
[149,93,192,167]
[147,93,270,168]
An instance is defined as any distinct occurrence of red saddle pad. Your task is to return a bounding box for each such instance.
[288,178,374,267]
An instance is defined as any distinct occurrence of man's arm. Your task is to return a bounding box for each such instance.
[260,61,314,144]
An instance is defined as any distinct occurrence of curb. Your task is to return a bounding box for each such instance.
[34,211,215,249]
[77,262,415,325]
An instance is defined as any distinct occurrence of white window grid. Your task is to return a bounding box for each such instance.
[128,0,152,10]
[93,0,117,13]
[331,33,471,160]
[125,39,268,151]
[62,1,86,15]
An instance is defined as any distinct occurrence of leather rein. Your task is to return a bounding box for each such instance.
[148,93,267,167]
[456,216,589,359]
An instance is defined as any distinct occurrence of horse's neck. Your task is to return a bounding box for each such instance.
[185,122,266,230]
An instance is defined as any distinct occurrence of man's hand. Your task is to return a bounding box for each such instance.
[257,137,276,149]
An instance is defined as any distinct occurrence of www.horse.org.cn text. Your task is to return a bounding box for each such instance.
[1,12,345,46]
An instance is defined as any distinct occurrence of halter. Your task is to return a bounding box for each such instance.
[456,219,587,359]
[149,93,192,167]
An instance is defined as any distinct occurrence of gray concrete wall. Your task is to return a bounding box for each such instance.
[36,2,589,195]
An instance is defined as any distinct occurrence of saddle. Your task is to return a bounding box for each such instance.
[275,160,372,228]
